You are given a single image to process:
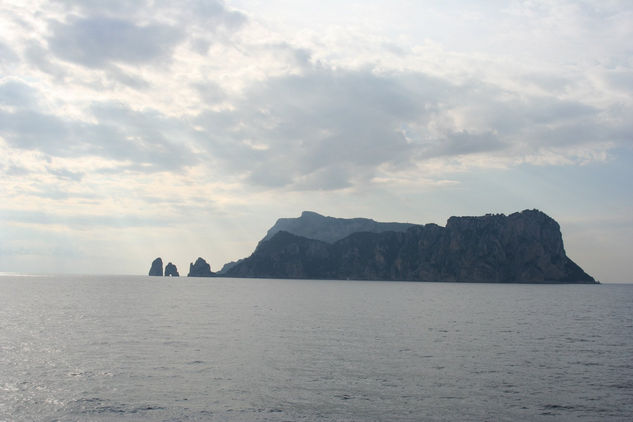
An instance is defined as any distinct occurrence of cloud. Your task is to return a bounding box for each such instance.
[193,81,227,105]
[190,63,614,190]
[37,0,248,87]
[50,0,247,44]
[0,208,170,228]
[2,164,31,177]
[193,67,432,189]
[52,0,150,17]
[181,0,247,29]
[87,102,196,168]
[0,110,70,151]
[604,68,633,92]
[105,65,151,89]
[2,0,628,193]
[23,41,67,79]
[0,102,195,172]
[0,41,18,66]
[46,166,84,182]
[47,16,185,67]
[53,0,247,28]
[428,131,507,158]
[0,80,39,108]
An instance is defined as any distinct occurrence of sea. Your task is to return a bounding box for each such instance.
[1,275,632,421]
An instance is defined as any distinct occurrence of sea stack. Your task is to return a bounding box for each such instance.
[165,262,179,277]
[149,257,163,276]
[188,257,215,277]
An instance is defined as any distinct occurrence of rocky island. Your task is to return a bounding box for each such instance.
[188,257,215,277]
[223,210,596,283]
[148,257,216,277]
[149,257,163,276]
[165,262,179,277]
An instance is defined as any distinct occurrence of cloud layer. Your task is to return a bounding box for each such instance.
[1,0,631,279]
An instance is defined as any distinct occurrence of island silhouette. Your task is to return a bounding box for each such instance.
[149,209,596,283]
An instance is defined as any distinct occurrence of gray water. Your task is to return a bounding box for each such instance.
[1,275,632,421]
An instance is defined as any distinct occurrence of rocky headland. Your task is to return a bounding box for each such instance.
[224,210,596,283]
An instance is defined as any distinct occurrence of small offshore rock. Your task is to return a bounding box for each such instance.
[188,257,215,277]
[165,262,179,277]
[149,257,163,276]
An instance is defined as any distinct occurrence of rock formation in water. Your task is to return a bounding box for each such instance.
[149,257,163,276]
[165,262,179,277]
[260,210,415,244]
[188,257,215,277]
[225,210,596,283]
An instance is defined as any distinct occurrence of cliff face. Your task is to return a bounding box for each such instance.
[231,231,333,279]
[261,211,415,244]
[226,210,596,283]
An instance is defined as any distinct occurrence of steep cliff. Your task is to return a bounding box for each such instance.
[231,231,332,279]
[225,210,596,283]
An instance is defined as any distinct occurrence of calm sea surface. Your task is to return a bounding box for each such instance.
[1,275,632,421]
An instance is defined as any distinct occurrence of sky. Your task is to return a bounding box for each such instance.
[0,0,631,282]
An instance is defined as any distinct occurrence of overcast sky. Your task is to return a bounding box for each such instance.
[1,0,631,282]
